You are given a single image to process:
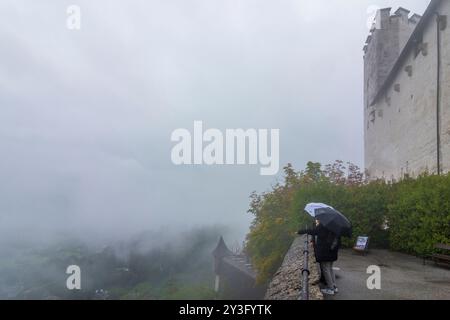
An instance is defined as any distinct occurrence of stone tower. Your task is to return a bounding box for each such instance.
[363,8,420,108]
[363,0,450,180]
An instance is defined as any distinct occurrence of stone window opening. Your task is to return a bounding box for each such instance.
[413,34,426,58]
[414,41,428,58]
[378,109,383,118]
[370,110,376,123]
[404,65,413,77]
[385,94,391,107]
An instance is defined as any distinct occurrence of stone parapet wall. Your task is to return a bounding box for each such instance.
[264,235,323,300]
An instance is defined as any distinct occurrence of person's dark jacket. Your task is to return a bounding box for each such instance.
[298,224,340,263]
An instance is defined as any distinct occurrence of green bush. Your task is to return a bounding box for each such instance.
[387,174,450,256]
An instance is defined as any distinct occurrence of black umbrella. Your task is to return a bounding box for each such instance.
[305,203,352,237]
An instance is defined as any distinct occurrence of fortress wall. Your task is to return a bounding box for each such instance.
[365,2,450,180]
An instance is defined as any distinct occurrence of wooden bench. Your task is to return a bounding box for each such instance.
[431,243,450,267]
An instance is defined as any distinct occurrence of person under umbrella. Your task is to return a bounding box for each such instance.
[304,203,352,237]
[297,203,352,296]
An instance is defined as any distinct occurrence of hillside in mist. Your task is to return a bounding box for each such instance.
[0,226,232,300]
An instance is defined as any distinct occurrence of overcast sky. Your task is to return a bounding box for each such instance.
[0,0,430,244]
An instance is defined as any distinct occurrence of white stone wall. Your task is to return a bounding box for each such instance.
[440,1,450,177]
[365,1,450,180]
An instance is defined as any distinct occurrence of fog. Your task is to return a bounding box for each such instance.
[0,0,430,248]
